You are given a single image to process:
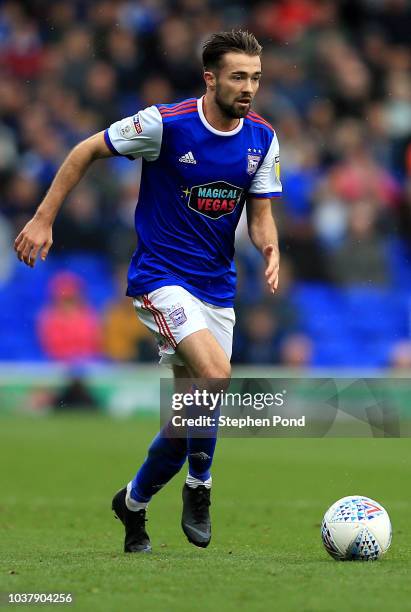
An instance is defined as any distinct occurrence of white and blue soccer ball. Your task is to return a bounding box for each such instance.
[321,495,392,561]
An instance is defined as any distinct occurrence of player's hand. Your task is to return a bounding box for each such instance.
[263,244,279,293]
[14,215,53,268]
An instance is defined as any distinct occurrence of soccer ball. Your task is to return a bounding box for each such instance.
[321,495,392,561]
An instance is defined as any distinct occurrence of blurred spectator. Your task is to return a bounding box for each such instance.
[279,334,313,367]
[106,172,140,264]
[37,272,102,361]
[139,75,174,107]
[81,62,119,128]
[395,178,411,244]
[384,70,411,140]
[53,373,98,412]
[1,7,44,79]
[282,140,321,221]
[234,256,302,364]
[328,199,389,286]
[389,339,411,369]
[60,27,94,92]
[312,185,348,247]
[279,224,330,282]
[375,0,411,46]
[329,120,399,205]
[2,0,411,368]
[234,303,282,364]
[20,128,66,191]
[156,17,203,96]
[0,213,13,283]
[53,184,108,254]
[3,172,40,225]
[0,122,18,172]
[105,27,142,94]
[103,265,157,362]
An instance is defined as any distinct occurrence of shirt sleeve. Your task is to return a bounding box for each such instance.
[248,132,282,198]
[104,105,163,162]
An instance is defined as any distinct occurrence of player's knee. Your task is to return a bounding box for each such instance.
[198,360,231,383]
[220,361,231,381]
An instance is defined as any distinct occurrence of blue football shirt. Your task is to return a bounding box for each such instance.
[104,97,282,307]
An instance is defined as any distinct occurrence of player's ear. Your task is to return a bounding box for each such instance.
[204,70,217,90]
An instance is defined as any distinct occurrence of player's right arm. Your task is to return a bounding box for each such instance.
[14,131,113,267]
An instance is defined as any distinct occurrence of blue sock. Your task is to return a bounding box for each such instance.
[130,422,187,502]
[187,408,219,481]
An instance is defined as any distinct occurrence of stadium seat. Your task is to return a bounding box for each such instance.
[53,254,116,309]
[291,283,346,336]
[342,287,408,340]
[386,237,411,290]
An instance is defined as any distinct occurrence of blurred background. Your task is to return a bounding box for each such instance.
[2,0,411,413]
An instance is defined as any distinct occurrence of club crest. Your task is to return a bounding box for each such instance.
[247,153,261,175]
[169,307,187,326]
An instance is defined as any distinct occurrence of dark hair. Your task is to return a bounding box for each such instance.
[202,30,262,71]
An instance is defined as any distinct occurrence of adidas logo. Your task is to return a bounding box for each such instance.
[178,151,197,164]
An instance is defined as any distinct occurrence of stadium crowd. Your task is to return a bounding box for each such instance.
[1,0,411,367]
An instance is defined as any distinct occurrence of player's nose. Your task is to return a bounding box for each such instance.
[243,79,253,92]
[242,79,256,95]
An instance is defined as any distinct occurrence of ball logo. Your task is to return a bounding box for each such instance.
[186,181,244,220]
[363,500,384,519]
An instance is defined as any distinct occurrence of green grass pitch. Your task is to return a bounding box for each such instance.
[1,415,410,611]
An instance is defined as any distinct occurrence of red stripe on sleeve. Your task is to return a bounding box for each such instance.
[159,106,197,118]
[158,99,196,113]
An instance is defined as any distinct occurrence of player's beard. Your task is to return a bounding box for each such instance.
[215,85,252,119]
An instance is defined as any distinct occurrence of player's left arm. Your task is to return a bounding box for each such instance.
[246,197,280,293]
[246,129,282,293]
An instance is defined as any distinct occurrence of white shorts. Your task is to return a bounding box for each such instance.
[133,285,235,366]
